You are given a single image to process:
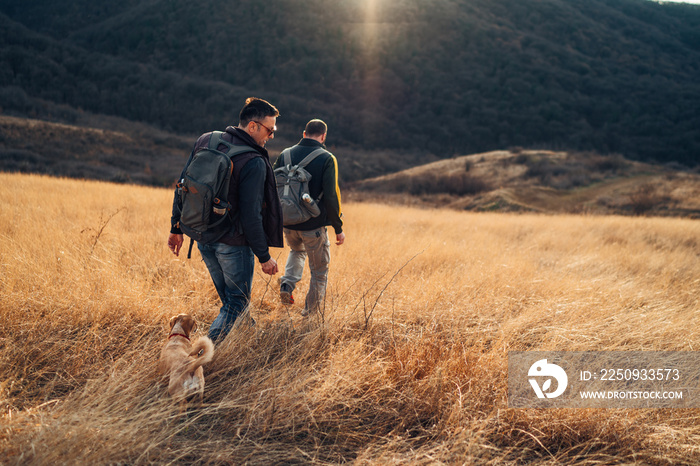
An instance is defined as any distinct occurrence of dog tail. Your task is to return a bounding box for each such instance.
[185,336,214,372]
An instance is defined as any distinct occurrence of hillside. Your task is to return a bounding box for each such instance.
[1,0,699,172]
[354,149,700,217]
[0,115,192,186]
[0,114,430,185]
[3,113,699,218]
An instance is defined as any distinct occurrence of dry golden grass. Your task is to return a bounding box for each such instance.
[1,172,699,464]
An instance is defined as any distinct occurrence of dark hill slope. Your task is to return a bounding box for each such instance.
[1,0,699,169]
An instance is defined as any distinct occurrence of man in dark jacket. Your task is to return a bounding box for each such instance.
[272,119,345,316]
[167,97,283,343]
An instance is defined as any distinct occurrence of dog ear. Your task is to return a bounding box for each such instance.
[169,315,178,329]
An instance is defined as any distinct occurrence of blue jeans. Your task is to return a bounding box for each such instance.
[197,242,255,343]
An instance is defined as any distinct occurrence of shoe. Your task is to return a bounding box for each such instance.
[280,283,294,305]
[300,308,311,317]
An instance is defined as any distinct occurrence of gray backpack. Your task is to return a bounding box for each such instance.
[274,147,326,226]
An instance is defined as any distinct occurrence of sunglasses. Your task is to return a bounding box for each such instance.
[255,121,276,136]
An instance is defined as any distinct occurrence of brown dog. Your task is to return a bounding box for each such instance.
[158,314,214,407]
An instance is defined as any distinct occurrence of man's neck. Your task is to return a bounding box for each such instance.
[237,125,253,137]
[306,135,325,144]
[232,126,264,150]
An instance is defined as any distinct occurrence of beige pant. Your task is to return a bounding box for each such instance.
[280,227,330,313]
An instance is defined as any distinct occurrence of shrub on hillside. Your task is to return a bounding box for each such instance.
[361,172,491,196]
[629,183,662,215]
[522,152,630,189]
[587,153,629,173]
[439,172,492,196]
[524,158,571,184]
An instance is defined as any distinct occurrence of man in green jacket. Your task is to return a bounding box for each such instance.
[273,119,345,316]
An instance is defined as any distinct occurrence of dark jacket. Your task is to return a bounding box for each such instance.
[272,138,343,234]
[171,126,283,262]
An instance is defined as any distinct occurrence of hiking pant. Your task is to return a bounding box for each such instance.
[197,242,254,343]
[280,227,330,313]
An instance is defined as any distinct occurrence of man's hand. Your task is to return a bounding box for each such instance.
[336,232,346,246]
[168,233,184,256]
[261,258,278,275]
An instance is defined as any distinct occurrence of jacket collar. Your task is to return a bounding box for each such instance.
[298,138,325,148]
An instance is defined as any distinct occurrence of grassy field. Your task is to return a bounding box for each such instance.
[1,172,699,464]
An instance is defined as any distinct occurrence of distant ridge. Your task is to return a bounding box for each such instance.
[353,149,700,217]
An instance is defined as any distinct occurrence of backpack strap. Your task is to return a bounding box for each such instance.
[228,145,257,158]
[209,131,258,158]
[300,148,327,200]
[282,147,327,168]
[187,237,195,259]
[208,131,227,150]
[297,148,327,168]
[282,148,292,167]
